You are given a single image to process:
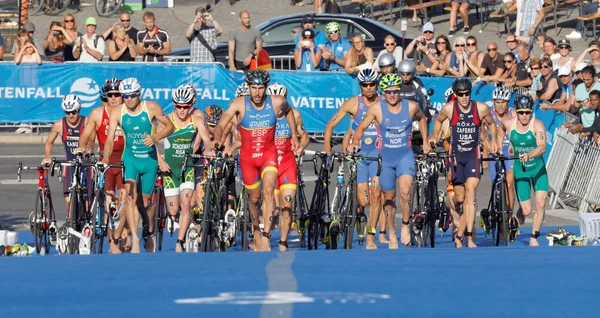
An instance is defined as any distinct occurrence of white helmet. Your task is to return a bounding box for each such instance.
[357,68,379,83]
[172,84,197,104]
[492,86,511,101]
[62,94,81,112]
[266,82,288,98]
[236,82,249,97]
[119,77,141,95]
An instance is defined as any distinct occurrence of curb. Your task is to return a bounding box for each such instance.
[0,134,61,145]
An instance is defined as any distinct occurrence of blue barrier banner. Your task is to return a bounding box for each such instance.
[0,62,564,154]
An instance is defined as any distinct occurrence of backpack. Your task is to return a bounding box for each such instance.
[322,0,340,14]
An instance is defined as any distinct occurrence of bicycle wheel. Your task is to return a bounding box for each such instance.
[500,178,510,247]
[427,180,437,248]
[155,187,166,252]
[33,189,44,254]
[307,183,322,250]
[28,0,45,15]
[343,181,356,249]
[95,0,121,17]
[239,188,249,251]
[200,182,214,252]
[89,194,99,254]
[492,180,501,247]
[46,194,56,252]
[217,183,228,252]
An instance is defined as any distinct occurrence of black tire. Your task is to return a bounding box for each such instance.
[34,189,43,254]
[201,182,213,252]
[241,189,249,251]
[46,196,55,253]
[68,191,80,254]
[29,0,45,15]
[428,179,437,248]
[218,184,228,252]
[155,188,165,252]
[501,179,510,247]
[89,196,98,254]
[344,181,357,249]
[95,0,120,17]
[307,184,321,250]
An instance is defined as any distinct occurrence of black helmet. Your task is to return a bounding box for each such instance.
[204,105,223,126]
[245,70,270,86]
[514,95,534,111]
[451,77,472,93]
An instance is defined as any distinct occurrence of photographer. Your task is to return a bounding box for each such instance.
[294,28,322,71]
[186,7,222,63]
[42,21,73,62]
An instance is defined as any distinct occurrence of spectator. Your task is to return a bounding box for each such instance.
[505,34,518,58]
[431,36,467,77]
[534,31,546,55]
[448,0,470,36]
[42,21,73,63]
[15,39,42,65]
[374,35,403,72]
[575,41,600,76]
[573,62,588,80]
[186,6,222,63]
[322,22,350,72]
[0,34,4,61]
[406,22,435,63]
[422,35,451,76]
[61,13,80,62]
[535,57,561,104]
[465,35,484,78]
[528,58,542,98]
[107,23,137,62]
[72,17,105,63]
[497,52,517,84]
[294,14,326,69]
[513,42,533,94]
[228,10,262,71]
[554,39,574,73]
[137,11,171,62]
[574,66,600,126]
[13,23,45,59]
[542,66,573,112]
[568,90,600,140]
[345,33,374,75]
[102,12,139,44]
[515,0,544,43]
[13,30,29,54]
[477,42,504,84]
[566,1,599,39]
[541,37,559,61]
[291,27,303,40]
[294,28,322,71]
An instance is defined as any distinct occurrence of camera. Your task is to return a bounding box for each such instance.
[420,38,426,46]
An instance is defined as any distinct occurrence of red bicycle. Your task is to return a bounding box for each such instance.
[17,162,57,254]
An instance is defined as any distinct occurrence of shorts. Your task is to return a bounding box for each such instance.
[104,166,124,193]
[122,154,158,195]
[514,166,549,202]
[357,149,381,185]
[240,148,278,189]
[379,151,415,192]
[164,167,195,197]
[449,151,481,186]
[275,153,297,193]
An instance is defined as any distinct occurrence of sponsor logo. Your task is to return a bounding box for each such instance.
[70,78,100,108]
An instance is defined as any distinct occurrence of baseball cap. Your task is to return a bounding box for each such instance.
[23,22,35,32]
[575,62,589,73]
[557,39,571,47]
[301,28,315,38]
[422,22,434,33]
[558,66,571,76]
[302,14,315,24]
[85,17,97,26]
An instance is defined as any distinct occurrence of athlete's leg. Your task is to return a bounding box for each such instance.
[246,187,262,251]
[178,189,194,251]
[453,184,465,248]
[378,192,388,244]
[124,180,140,253]
[356,183,370,212]
[260,170,278,252]
[464,177,480,248]
[398,175,414,246]
[506,169,515,214]
[382,189,398,249]
[279,187,295,252]
[366,177,381,249]
[530,190,547,246]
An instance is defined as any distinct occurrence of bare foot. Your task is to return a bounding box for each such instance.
[400,225,411,246]
[248,239,255,250]
[529,238,539,246]
[454,235,463,248]
[145,234,156,253]
[378,233,389,244]
[175,242,183,253]
[467,238,477,248]
[388,234,399,249]
[263,236,271,252]
[131,237,140,253]
[366,235,377,250]
[278,243,287,252]
[119,235,131,251]
[109,243,121,254]
[252,231,262,252]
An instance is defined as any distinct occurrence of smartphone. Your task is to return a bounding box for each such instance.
[301,40,310,48]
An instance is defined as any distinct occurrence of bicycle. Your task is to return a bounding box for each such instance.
[305,150,333,250]
[28,0,68,16]
[480,154,522,247]
[52,153,94,254]
[410,149,451,248]
[138,169,167,253]
[95,0,125,17]
[292,153,310,249]
[87,160,124,254]
[329,151,382,250]
[17,162,57,254]
[184,152,237,252]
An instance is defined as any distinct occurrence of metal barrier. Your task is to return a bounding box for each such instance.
[547,126,580,209]
[160,55,295,70]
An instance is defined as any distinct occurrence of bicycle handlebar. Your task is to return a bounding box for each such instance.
[16,161,51,182]
[482,154,524,172]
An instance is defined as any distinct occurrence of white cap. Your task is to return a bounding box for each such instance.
[575,62,589,72]
[558,66,571,76]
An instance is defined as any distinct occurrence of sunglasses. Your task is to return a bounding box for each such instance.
[107,92,121,98]
[531,67,540,70]
[455,91,470,97]
[175,105,192,110]
[328,30,339,35]
[455,44,465,47]
[424,31,434,34]
[466,43,476,47]
[65,110,79,115]
[516,110,532,114]
[384,89,400,94]
[384,43,396,46]
[504,60,513,63]
[487,48,497,52]
[506,39,516,43]
[122,93,139,99]
[64,19,74,23]
[121,19,130,22]
[542,65,551,69]
[361,82,377,88]
[436,41,446,45]
[559,46,569,49]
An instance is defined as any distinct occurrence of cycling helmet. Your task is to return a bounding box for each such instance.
[492,86,511,101]
[119,77,141,95]
[444,88,454,103]
[172,84,197,104]
[398,59,416,78]
[452,77,472,93]
[236,82,249,97]
[267,82,288,98]
[379,73,402,90]
[378,53,396,70]
[514,95,534,111]
[325,22,340,33]
[357,68,379,83]
[62,94,81,112]
[103,78,121,92]
[100,86,108,100]
[204,105,223,126]
[245,70,270,86]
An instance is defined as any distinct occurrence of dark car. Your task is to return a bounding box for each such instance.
[169,13,413,69]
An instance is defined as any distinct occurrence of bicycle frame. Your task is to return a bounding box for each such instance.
[293,154,310,249]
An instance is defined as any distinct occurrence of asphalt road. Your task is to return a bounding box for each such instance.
[0,143,577,232]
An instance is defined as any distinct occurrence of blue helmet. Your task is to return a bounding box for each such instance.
[514,95,534,111]
[245,70,270,86]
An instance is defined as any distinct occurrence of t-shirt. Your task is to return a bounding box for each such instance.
[324,38,351,71]
[229,27,262,62]
[73,33,105,62]
[481,53,505,76]
[137,27,170,62]
[105,27,139,44]
[575,82,600,127]
[414,43,436,68]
